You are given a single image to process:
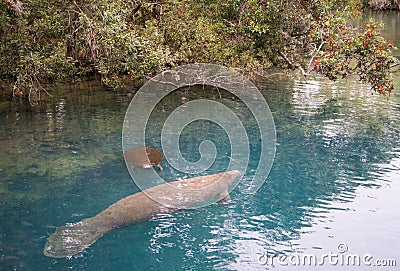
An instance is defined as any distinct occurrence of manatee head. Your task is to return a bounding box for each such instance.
[124,146,163,169]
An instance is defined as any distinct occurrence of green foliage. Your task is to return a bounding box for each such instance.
[0,0,398,103]
[0,0,77,103]
[313,19,396,93]
[243,0,397,95]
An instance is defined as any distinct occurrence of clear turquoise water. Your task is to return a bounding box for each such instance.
[1,12,400,270]
[1,74,399,270]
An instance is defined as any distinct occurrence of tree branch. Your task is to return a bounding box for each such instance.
[279,51,308,83]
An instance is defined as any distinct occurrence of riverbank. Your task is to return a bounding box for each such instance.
[0,76,141,110]
[1,1,398,104]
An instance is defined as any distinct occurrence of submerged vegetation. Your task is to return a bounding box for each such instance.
[0,0,399,104]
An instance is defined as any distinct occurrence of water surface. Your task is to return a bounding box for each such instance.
[1,13,399,271]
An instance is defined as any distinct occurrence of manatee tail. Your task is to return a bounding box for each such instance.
[43,218,110,258]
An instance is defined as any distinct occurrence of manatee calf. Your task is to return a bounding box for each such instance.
[124,146,163,172]
[43,170,241,258]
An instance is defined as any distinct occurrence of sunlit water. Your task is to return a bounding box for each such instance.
[1,14,399,271]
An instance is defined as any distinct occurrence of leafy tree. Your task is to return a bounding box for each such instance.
[243,0,398,94]
[0,0,398,104]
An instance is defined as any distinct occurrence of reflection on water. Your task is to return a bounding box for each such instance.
[220,74,400,270]
[1,19,400,271]
[1,73,399,270]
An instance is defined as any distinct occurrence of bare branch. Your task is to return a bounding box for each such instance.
[279,51,308,83]
[306,41,326,73]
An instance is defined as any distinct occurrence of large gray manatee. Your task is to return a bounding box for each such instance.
[43,170,241,258]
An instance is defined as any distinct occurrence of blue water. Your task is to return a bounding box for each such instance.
[2,13,400,268]
[1,71,399,270]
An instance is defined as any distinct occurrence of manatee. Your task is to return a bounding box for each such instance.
[124,146,163,172]
[43,170,241,258]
